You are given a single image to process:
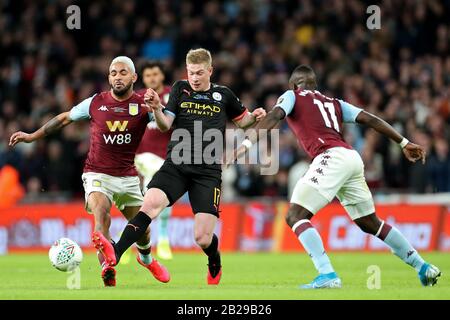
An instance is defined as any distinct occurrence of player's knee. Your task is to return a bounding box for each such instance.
[141,193,165,218]
[354,213,380,235]
[285,205,313,228]
[356,222,376,235]
[285,209,300,227]
[195,232,212,249]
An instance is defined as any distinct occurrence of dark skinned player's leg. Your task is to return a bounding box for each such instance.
[354,213,428,273]
[340,158,441,286]
[341,147,440,286]
[286,202,336,276]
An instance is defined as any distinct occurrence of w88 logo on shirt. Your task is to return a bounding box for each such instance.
[103,120,132,144]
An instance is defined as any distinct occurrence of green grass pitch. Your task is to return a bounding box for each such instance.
[0,252,449,299]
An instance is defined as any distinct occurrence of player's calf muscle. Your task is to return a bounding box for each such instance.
[92,208,111,234]
[88,194,112,234]
[194,232,213,248]
[136,227,151,246]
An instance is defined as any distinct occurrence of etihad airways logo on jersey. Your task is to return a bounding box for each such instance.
[106,120,128,132]
[180,102,221,116]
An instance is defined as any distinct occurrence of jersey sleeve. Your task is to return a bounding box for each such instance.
[225,88,247,121]
[273,90,295,118]
[339,100,363,123]
[69,95,95,121]
[164,81,181,118]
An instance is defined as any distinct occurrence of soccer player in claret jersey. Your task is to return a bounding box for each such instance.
[9,56,170,287]
[230,65,441,289]
[135,61,173,260]
[92,48,267,285]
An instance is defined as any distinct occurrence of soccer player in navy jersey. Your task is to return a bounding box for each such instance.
[92,48,267,285]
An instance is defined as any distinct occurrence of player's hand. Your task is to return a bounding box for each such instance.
[9,131,33,147]
[402,142,426,164]
[143,88,161,112]
[252,108,266,122]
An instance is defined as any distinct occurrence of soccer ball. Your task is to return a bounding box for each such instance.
[49,238,83,272]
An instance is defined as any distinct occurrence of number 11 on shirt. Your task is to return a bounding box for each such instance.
[313,99,340,132]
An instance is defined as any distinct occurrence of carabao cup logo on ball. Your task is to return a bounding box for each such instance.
[49,238,83,272]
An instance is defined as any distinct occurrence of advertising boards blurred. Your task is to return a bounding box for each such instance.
[0,202,447,254]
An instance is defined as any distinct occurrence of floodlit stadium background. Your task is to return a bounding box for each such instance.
[0,0,449,255]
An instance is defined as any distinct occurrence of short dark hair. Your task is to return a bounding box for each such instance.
[289,65,317,90]
[141,61,165,75]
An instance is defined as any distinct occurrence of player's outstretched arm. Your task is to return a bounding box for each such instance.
[152,107,174,132]
[225,107,284,166]
[9,111,73,147]
[243,107,284,143]
[144,88,174,132]
[356,110,426,164]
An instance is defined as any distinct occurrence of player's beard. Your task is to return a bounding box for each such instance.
[112,82,133,97]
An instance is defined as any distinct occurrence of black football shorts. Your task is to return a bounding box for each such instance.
[147,160,222,217]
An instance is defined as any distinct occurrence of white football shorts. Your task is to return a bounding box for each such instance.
[81,172,144,213]
[134,152,165,190]
[291,147,375,220]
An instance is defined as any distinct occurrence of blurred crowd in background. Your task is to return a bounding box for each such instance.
[0,0,449,204]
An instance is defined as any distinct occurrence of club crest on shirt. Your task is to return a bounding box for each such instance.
[129,103,139,116]
[212,92,222,101]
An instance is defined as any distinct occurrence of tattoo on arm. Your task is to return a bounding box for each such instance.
[43,116,65,136]
[41,113,72,136]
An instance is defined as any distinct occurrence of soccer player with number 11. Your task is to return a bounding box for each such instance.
[230,65,441,289]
